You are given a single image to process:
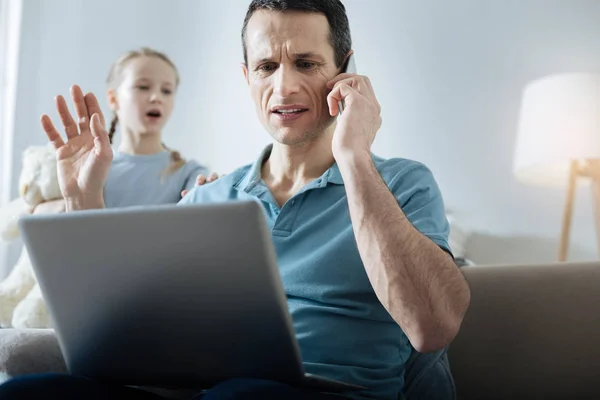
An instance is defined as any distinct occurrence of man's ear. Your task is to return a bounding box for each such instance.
[107,89,118,111]
[241,63,250,86]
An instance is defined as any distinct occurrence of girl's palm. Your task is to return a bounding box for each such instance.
[41,86,113,200]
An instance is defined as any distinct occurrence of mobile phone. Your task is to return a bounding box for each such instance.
[338,54,357,115]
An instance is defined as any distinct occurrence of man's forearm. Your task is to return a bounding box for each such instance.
[337,152,470,352]
[65,195,105,212]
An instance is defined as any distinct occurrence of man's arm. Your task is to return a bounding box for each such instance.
[338,153,470,353]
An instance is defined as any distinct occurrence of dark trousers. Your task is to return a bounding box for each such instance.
[0,374,349,399]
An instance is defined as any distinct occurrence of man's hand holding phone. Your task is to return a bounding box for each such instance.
[326,54,382,163]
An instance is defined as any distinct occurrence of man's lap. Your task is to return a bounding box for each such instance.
[203,378,348,399]
[0,374,348,400]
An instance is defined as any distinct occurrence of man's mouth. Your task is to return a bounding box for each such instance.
[273,108,308,114]
[271,106,309,121]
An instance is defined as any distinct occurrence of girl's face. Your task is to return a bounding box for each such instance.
[108,56,178,138]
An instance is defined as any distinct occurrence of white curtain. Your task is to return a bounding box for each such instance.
[0,0,22,204]
[0,0,22,279]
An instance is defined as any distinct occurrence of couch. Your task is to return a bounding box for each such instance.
[449,261,600,399]
[1,261,599,399]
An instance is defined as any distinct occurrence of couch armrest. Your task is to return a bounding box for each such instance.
[0,329,200,399]
[0,329,66,383]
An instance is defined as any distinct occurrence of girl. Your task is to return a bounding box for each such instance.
[18,49,216,332]
[37,47,216,213]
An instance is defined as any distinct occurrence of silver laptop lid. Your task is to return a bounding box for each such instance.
[19,201,305,388]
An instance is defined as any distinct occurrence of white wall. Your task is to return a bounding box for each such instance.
[5,0,600,272]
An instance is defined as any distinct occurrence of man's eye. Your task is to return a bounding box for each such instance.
[297,61,317,70]
[258,63,277,72]
[162,89,173,95]
[137,85,149,90]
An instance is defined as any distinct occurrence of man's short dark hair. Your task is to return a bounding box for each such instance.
[242,0,352,68]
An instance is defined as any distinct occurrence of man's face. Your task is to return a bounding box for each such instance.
[243,10,341,146]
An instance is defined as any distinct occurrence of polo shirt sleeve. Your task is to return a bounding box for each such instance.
[386,160,453,257]
[178,185,206,205]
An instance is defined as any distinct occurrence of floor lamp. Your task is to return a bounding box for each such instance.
[513,73,600,262]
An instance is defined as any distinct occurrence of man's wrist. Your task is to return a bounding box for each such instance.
[335,149,374,176]
[64,195,105,212]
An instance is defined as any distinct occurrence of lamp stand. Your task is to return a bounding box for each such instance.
[558,159,600,261]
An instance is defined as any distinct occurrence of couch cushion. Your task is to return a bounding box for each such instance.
[0,329,211,399]
[0,329,66,382]
[448,262,600,400]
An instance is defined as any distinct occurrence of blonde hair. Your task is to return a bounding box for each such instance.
[106,47,184,176]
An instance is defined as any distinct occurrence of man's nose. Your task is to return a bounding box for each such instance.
[273,65,301,97]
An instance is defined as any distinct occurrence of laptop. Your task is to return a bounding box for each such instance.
[19,201,365,392]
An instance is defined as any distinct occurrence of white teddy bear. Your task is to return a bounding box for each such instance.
[0,144,62,328]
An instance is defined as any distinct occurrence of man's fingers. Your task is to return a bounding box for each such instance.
[363,76,375,98]
[40,115,65,149]
[328,96,340,116]
[327,72,358,89]
[327,83,358,116]
[361,76,379,110]
[181,190,189,198]
[56,95,79,139]
[327,77,364,116]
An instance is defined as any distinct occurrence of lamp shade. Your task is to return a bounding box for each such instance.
[514,73,600,187]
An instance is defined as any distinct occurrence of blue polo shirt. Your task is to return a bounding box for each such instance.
[179,146,451,400]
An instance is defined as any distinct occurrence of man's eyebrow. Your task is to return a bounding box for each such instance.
[254,52,325,64]
[295,52,323,60]
[256,57,273,64]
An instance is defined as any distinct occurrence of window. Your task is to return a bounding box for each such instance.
[0,0,22,205]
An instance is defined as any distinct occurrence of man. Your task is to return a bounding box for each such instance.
[0,1,469,399]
